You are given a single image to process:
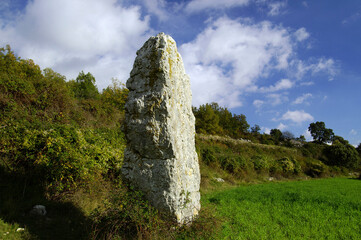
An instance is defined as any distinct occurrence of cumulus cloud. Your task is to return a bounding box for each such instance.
[303,129,312,141]
[253,99,265,108]
[294,27,310,41]
[140,0,169,21]
[277,123,287,131]
[267,1,287,16]
[300,81,314,86]
[267,93,288,106]
[281,110,314,124]
[180,17,294,107]
[255,78,294,93]
[0,0,151,90]
[185,0,249,13]
[293,58,338,81]
[293,93,312,104]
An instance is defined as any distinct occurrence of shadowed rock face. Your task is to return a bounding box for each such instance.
[122,33,200,224]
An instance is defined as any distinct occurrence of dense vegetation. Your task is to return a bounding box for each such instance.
[1,46,360,239]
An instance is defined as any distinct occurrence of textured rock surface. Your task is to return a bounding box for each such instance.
[122,33,200,224]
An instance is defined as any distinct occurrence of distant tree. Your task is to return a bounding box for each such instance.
[70,71,99,100]
[282,131,295,140]
[101,78,128,111]
[251,124,261,134]
[233,113,250,134]
[308,121,334,144]
[327,136,360,169]
[357,143,361,156]
[270,129,282,142]
[298,135,306,142]
[194,102,250,138]
[193,103,222,135]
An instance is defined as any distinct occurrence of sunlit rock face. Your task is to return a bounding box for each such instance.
[122,33,200,224]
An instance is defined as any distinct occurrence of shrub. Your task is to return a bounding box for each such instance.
[326,139,360,169]
[0,123,125,193]
[251,155,270,172]
[201,148,217,165]
[305,161,329,177]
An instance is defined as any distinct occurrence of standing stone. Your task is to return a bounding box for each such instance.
[122,33,200,224]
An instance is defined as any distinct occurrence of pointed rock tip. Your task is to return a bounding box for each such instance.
[155,32,175,42]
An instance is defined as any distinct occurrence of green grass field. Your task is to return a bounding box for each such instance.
[203,178,361,240]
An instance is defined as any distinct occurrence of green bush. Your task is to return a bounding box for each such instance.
[0,123,125,192]
[306,161,329,177]
[251,155,270,172]
[201,148,217,165]
[326,139,360,169]
[271,157,302,176]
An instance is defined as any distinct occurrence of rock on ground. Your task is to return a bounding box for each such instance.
[122,33,200,224]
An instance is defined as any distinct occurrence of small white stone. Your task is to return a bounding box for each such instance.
[16,228,25,232]
[214,177,225,182]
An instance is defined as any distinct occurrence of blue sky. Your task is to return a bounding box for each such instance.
[1,0,360,146]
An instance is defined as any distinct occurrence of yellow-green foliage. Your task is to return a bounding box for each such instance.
[196,134,333,179]
[0,123,125,192]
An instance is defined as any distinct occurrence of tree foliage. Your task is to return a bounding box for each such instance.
[308,121,334,144]
[270,129,282,143]
[251,124,261,134]
[326,136,360,169]
[70,71,99,100]
[193,102,249,137]
[193,103,222,134]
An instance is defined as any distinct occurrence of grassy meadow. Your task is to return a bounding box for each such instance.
[203,178,361,239]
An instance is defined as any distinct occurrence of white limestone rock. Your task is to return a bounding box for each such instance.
[122,33,200,224]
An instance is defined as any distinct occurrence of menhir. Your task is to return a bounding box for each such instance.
[122,33,201,224]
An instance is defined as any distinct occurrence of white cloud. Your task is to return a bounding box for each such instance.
[303,129,312,141]
[180,17,294,107]
[281,110,314,124]
[293,93,312,104]
[300,81,314,86]
[277,123,287,131]
[268,1,287,16]
[267,93,288,106]
[0,0,151,90]
[294,27,310,42]
[302,1,308,8]
[253,99,264,108]
[141,0,169,21]
[350,129,357,135]
[256,78,294,93]
[293,58,338,81]
[263,127,271,134]
[185,0,249,13]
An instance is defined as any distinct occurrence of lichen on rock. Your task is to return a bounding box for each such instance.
[122,33,201,224]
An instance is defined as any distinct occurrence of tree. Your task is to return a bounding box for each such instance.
[327,136,360,169]
[282,131,295,140]
[193,104,222,135]
[233,113,250,134]
[270,129,282,142]
[308,121,334,144]
[251,124,261,134]
[71,71,99,99]
[101,78,129,111]
[298,135,306,142]
[357,143,361,156]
